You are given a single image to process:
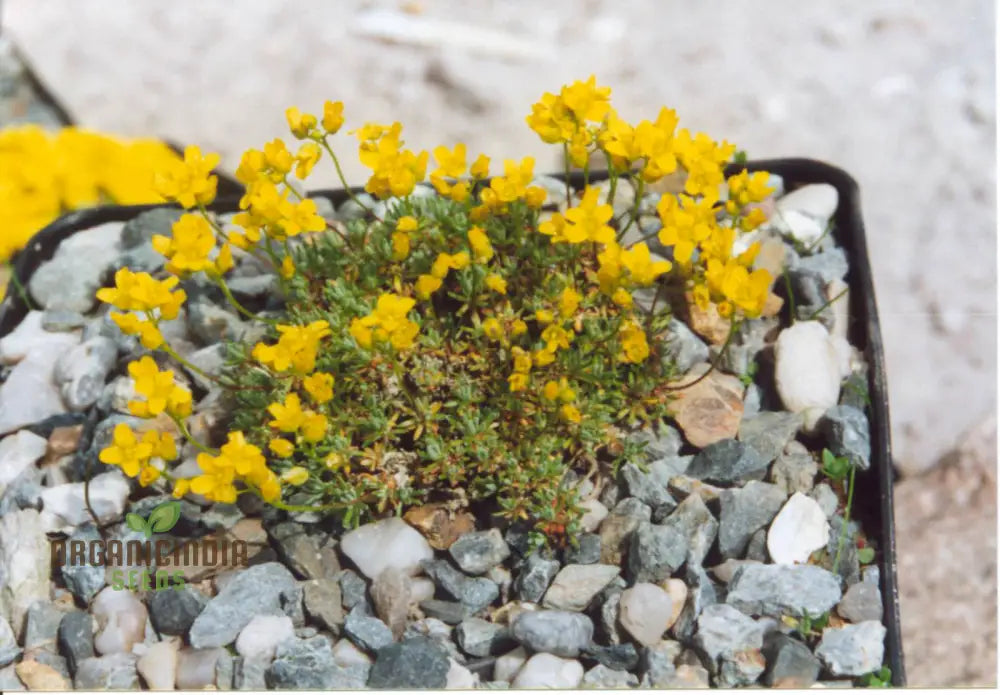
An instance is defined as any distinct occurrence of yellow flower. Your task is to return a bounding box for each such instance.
[620,242,672,285]
[560,404,583,424]
[543,378,575,403]
[110,312,165,350]
[469,153,490,179]
[127,356,192,419]
[97,268,187,315]
[191,453,238,504]
[564,186,615,245]
[535,309,554,325]
[511,347,532,373]
[281,467,310,486]
[351,293,421,351]
[508,372,530,392]
[560,75,612,123]
[301,413,328,443]
[726,169,774,214]
[153,145,219,208]
[558,287,582,318]
[152,213,216,275]
[254,321,331,374]
[396,215,419,233]
[484,274,507,295]
[619,321,650,363]
[468,226,493,262]
[612,287,633,308]
[269,438,295,458]
[286,107,318,139]
[416,274,443,300]
[99,424,154,477]
[281,255,296,279]
[533,348,556,367]
[524,186,547,209]
[268,393,308,433]
[391,231,411,261]
[511,319,528,336]
[542,324,573,351]
[138,464,161,487]
[482,318,503,341]
[322,101,345,134]
[263,138,294,178]
[303,372,335,404]
[172,479,191,499]
[294,142,322,179]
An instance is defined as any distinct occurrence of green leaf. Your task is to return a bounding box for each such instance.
[147,501,182,534]
[125,513,148,534]
[857,546,875,564]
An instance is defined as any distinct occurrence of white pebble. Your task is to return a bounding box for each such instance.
[446,658,479,688]
[618,582,674,646]
[512,653,584,688]
[493,646,528,683]
[767,492,830,565]
[777,183,839,221]
[775,321,841,415]
[41,471,130,526]
[339,518,433,579]
[92,587,148,655]
[235,615,294,661]
[136,638,178,690]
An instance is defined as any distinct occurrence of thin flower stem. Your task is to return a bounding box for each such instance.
[215,276,279,327]
[806,286,848,322]
[159,339,217,383]
[662,317,740,391]
[832,465,856,575]
[617,178,645,240]
[783,268,797,322]
[805,218,835,254]
[170,414,215,455]
[318,137,380,222]
[562,143,573,207]
[3,260,35,310]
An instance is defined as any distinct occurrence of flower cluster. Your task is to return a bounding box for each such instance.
[97,78,781,541]
[0,125,182,265]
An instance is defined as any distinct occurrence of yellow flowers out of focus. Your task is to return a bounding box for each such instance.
[349,293,420,351]
[0,125,184,264]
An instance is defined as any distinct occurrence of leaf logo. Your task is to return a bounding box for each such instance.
[125,501,182,539]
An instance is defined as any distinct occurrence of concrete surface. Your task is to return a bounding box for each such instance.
[2,0,996,685]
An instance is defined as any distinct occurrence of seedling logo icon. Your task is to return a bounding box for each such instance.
[125,500,182,539]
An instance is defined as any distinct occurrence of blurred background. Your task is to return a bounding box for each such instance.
[1,0,996,685]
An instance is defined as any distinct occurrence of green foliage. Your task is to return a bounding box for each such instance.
[860,666,892,688]
[224,192,680,540]
[821,448,851,482]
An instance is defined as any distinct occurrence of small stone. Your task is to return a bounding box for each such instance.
[819,404,871,471]
[837,582,883,623]
[53,337,117,411]
[371,568,411,639]
[73,653,139,689]
[661,579,687,632]
[582,663,639,688]
[564,533,601,565]
[41,311,88,332]
[235,615,295,661]
[446,658,479,688]
[136,639,178,690]
[763,632,820,688]
[368,636,451,688]
[658,663,711,688]
[662,318,710,372]
[776,183,838,227]
[599,585,624,645]
[0,342,77,436]
[598,513,641,566]
[267,521,336,580]
[745,528,770,562]
[727,563,842,618]
[629,421,684,460]
[40,471,130,526]
[620,461,678,513]
[340,517,434,579]
[23,601,66,653]
[711,559,763,584]
[810,483,840,518]
[792,246,849,285]
[814,621,886,677]
[718,481,787,559]
[333,637,373,668]
[147,585,209,636]
[511,653,584,688]
[455,618,514,658]
[302,577,344,633]
[344,608,394,651]
[738,411,804,466]
[767,492,830,565]
[0,431,48,498]
[449,529,510,575]
[578,500,609,533]
[694,604,765,686]
[639,638,683,686]
[771,440,818,494]
[185,299,247,345]
[0,616,19,667]
[774,322,841,420]
[419,600,468,625]
[337,569,369,611]
[687,296,733,345]
[510,610,593,657]
[542,564,620,612]
[661,492,719,567]
[404,504,476,550]
[493,646,528,682]
[512,552,560,603]
[14,659,70,690]
[267,635,363,689]
[29,222,123,313]
[628,520,687,583]
[422,558,499,613]
[188,563,302,648]
[687,438,768,484]
[619,583,673,646]
[667,364,745,448]
[58,526,105,604]
[91,588,147,655]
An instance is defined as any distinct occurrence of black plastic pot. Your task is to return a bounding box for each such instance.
[0,159,904,685]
